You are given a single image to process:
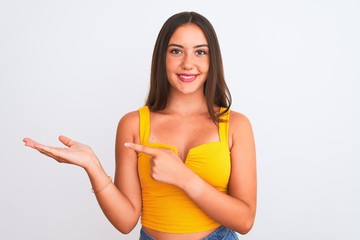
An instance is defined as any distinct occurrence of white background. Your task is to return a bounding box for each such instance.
[0,0,359,239]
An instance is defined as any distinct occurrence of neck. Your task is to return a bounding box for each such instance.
[165,92,208,116]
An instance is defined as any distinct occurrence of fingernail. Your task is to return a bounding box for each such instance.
[124,142,131,147]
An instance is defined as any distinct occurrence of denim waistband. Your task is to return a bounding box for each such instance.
[139,226,238,240]
[203,226,238,240]
[139,228,156,240]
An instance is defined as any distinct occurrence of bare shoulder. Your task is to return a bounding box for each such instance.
[118,110,140,127]
[229,110,253,132]
[228,110,254,149]
[116,110,140,144]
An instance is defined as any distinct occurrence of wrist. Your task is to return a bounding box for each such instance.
[178,168,204,197]
[92,175,113,194]
[83,156,103,176]
[83,160,113,193]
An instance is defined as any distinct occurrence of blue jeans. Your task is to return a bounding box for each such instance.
[139,226,239,240]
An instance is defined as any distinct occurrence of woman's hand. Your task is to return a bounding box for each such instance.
[124,142,193,187]
[23,135,101,170]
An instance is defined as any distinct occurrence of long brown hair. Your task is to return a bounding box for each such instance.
[146,11,232,123]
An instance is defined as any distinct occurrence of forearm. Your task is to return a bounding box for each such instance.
[85,163,140,234]
[180,171,255,234]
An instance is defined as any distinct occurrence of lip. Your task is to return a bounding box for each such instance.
[177,73,198,83]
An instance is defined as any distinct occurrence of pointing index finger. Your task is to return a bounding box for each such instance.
[124,142,158,156]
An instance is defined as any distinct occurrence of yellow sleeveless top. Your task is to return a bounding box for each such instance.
[137,106,231,233]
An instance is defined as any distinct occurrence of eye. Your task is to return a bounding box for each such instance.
[169,48,182,55]
[195,49,207,56]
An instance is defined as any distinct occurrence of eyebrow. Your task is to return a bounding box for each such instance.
[168,43,209,48]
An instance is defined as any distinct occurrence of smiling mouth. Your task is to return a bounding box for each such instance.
[178,74,197,83]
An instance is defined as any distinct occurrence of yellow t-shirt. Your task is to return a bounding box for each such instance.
[137,106,231,233]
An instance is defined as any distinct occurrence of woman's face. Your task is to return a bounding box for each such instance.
[166,23,209,96]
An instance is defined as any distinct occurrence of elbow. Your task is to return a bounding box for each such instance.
[237,219,254,235]
[113,218,139,235]
[116,224,136,235]
[236,204,256,235]
[110,210,141,234]
[118,229,132,235]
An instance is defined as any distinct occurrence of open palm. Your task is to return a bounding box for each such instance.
[23,135,99,169]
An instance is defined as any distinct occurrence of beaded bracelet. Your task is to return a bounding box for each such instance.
[92,176,113,194]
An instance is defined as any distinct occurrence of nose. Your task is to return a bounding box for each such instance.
[181,53,194,70]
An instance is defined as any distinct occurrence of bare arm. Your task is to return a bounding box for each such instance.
[23,111,142,234]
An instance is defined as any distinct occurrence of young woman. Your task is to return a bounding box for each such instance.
[23,12,257,240]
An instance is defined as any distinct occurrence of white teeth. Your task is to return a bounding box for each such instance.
[181,75,194,79]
